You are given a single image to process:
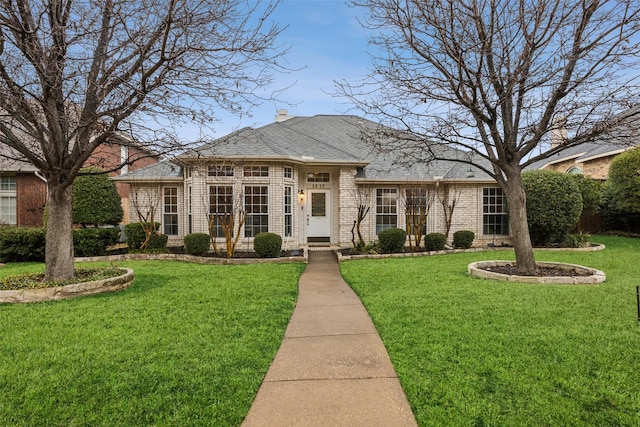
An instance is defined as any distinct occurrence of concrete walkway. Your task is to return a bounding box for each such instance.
[242,251,418,427]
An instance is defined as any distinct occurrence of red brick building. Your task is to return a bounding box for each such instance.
[0,139,158,227]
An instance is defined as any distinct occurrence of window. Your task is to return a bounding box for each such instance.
[0,176,16,226]
[188,185,192,234]
[405,188,428,236]
[244,166,269,177]
[284,167,293,179]
[307,172,330,182]
[163,187,179,235]
[209,185,233,237]
[376,188,397,234]
[567,166,583,175]
[483,187,509,235]
[245,186,268,237]
[208,165,234,177]
[0,176,16,191]
[284,186,293,237]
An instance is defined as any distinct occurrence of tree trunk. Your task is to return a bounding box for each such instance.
[45,181,75,280]
[503,175,537,275]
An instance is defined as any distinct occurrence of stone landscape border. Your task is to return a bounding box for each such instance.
[1,243,605,303]
[0,268,135,304]
[468,261,606,284]
[75,253,307,265]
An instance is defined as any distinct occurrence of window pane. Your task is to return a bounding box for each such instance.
[244,186,268,237]
[163,188,178,235]
[483,188,509,235]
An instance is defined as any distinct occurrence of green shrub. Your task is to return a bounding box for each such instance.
[254,232,282,258]
[453,230,475,249]
[184,233,210,256]
[608,146,640,213]
[148,233,169,250]
[0,227,46,262]
[378,228,407,253]
[570,174,603,215]
[73,227,121,257]
[522,170,582,246]
[563,232,591,248]
[124,222,160,250]
[73,168,123,227]
[424,233,446,251]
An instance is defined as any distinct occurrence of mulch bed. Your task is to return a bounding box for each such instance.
[481,264,592,277]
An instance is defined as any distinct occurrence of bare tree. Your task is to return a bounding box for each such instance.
[400,183,434,250]
[340,0,640,274]
[437,182,462,246]
[350,185,372,249]
[206,169,246,258]
[130,184,162,250]
[0,0,286,279]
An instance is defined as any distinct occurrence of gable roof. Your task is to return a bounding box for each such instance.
[172,114,492,182]
[529,106,640,170]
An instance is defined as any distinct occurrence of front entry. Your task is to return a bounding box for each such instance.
[307,189,331,242]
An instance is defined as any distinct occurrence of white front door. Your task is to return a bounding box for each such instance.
[307,189,331,239]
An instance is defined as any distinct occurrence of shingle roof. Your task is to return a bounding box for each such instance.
[113,159,183,181]
[529,107,640,170]
[172,114,493,182]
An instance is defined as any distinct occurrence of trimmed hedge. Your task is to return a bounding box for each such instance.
[453,230,475,249]
[73,227,121,257]
[424,233,446,251]
[522,170,582,246]
[0,227,46,262]
[378,228,407,253]
[254,232,282,258]
[184,233,211,256]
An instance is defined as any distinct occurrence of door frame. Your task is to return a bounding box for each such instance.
[306,188,331,241]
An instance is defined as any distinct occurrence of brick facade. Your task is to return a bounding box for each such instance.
[130,160,507,249]
[16,174,46,227]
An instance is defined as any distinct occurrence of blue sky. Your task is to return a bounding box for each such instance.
[185,0,372,140]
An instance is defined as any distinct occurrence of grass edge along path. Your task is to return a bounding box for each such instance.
[0,260,304,427]
[340,235,640,427]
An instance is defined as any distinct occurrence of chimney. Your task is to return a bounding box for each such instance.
[275,109,293,123]
[550,116,568,148]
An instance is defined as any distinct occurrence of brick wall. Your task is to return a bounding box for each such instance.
[16,174,46,227]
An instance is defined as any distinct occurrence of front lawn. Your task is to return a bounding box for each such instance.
[0,260,304,426]
[341,235,640,426]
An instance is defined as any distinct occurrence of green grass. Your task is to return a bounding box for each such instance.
[341,235,640,426]
[0,260,304,426]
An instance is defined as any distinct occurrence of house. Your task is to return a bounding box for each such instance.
[531,106,640,179]
[531,140,634,180]
[0,136,159,227]
[116,112,510,250]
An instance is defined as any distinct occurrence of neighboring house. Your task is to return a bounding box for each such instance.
[531,106,640,179]
[530,140,635,180]
[0,136,159,227]
[117,112,511,250]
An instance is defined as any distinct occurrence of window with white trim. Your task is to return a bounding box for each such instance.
[405,188,428,236]
[0,176,16,226]
[163,187,179,235]
[284,167,293,179]
[307,172,330,182]
[209,185,233,238]
[376,188,397,234]
[208,165,234,177]
[244,166,269,177]
[244,186,269,237]
[483,187,509,235]
[284,186,293,237]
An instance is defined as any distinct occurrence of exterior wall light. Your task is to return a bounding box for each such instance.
[298,189,305,206]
